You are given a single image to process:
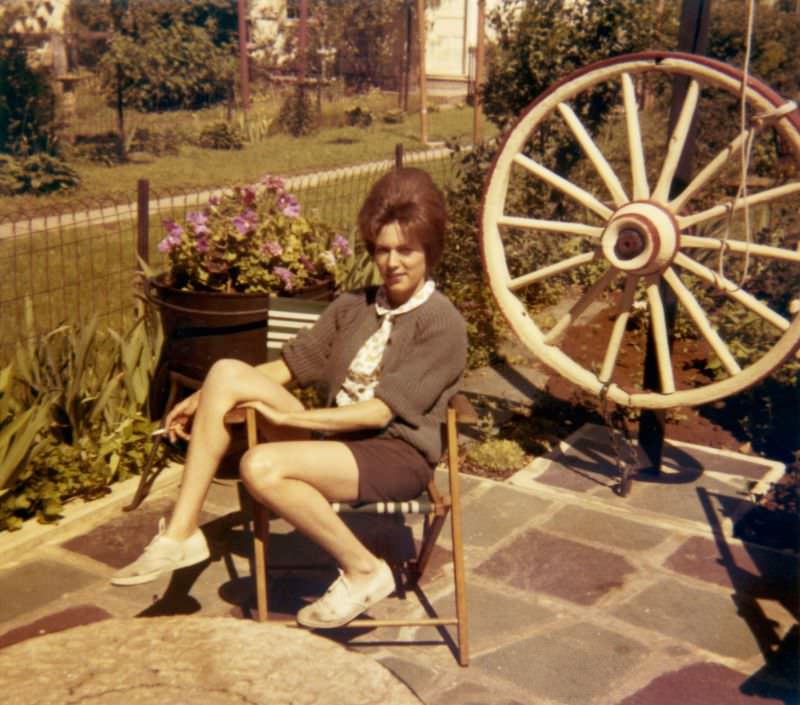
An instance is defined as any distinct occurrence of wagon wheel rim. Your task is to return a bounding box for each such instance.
[481,51,800,409]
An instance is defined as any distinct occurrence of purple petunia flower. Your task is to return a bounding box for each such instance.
[299,255,315,271]
[208,194,221,206]
[196,235,210,253]
[232,209,257,236]
[262,175,285,192]
[277,193,301,218]
[186,211,210,237]
[332,233,352,257]
[242,185,257,205]
[158,219,184,253]
[262,240,283,257]
[274,266,295,291]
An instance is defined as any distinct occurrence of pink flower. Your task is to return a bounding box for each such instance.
[196,235,210,253]
[262,175,285,192]
[262,240,283,257]
[158,219,183,253]
[232,210,257,236]
[274,266,295,291]
[208,194,221,206]
[332,234,352,257]
[187,211,210,237]
[278,193,301,218]
[242,186,257,205]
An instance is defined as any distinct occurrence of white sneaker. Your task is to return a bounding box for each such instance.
[110,518,210,586]
[296,560,395,629]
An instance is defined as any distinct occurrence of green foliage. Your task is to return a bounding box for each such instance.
[290,0,398,90]
[438,144,504,369]
[130,127,182,156]
[465,438,528,472]
[708,1,800,99]
[0,362,52,497]
[274,87,318,137]
[74,131,125,165]
[0,32,60,157]
[482,0,668,131]
[0,309,163,530]
[381,110,405,125]
[97,1,236,113]
[344,105,373,128]
[197,121,245,150]
[0,153,80,195]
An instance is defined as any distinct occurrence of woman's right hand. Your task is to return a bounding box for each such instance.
[164,391,200,443]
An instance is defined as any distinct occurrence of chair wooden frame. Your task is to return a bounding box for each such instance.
[245,395,475,666]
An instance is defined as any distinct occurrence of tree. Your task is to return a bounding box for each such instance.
[93,0,238,112]
[482,0,671,131]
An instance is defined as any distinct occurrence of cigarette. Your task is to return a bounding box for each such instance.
[151,428,168,436]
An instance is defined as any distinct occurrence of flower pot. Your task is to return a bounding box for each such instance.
[146,275,333,417]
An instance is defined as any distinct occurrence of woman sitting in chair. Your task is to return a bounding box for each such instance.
[112,167,467,629]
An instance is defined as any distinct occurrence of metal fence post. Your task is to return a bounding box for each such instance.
[395,143,404,169]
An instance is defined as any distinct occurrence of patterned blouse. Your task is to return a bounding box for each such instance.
[335,280,436,407]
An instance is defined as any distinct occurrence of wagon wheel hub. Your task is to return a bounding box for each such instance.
[601,202,680,274]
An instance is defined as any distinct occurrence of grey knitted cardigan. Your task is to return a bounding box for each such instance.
[281,286,467,464]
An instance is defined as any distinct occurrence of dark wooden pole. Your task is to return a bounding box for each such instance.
[417,0,428,145]
[137,179,150,266]
[472,0,486,145]
[237,0,250,111]
[637,0,713,476]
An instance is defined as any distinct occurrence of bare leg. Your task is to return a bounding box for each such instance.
[166,359,306,541]
[240,440,383,587]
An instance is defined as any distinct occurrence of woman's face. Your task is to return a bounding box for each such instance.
[373,221,428,307]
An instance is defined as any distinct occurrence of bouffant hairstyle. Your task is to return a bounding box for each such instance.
[357,167,447,269]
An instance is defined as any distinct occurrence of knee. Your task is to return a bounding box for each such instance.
[240,447,284,499]
[205,358,245,390]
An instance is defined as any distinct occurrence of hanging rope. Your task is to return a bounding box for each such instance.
[718,0,757,286]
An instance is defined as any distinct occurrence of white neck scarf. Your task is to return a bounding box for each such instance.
[336,280,436,407]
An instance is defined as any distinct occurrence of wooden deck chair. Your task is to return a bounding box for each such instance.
[244,394,476,667]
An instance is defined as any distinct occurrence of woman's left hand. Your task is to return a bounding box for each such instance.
[236,400,288,427]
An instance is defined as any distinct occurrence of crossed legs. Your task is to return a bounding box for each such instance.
[113,358,389,610]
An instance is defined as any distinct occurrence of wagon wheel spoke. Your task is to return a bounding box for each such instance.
[497,215,603,238]
[662,267,742,376]
[508,251,598,292]
[513,153,614,220]
[681,235,800,264]
[557,101,629,207]
[598,275,638,384]
[674,252,790,332]
[679,181,800,229]
[645,276,676,394]
[544,267,617,344]
[668,128,751,213]
[653,79,700,202]
[622,72,650,200]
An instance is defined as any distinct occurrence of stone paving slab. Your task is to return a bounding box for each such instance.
[477,528,636,606]
[616,661,796,705]
[0,558,100,623]
[543,504,672,552]
[510,423,785,541]
[473,621,646,704]
[612,578,765,660]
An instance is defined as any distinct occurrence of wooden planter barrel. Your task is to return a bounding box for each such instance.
[146,275,332,417]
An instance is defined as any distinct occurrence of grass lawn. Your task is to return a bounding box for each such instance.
[1,104,494,218]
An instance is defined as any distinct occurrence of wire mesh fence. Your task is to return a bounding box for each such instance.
[1,147,458,364]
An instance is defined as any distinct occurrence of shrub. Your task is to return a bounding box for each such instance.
[130,127,182,156]
[0,153,80,195]
[74,131,125,165]
[344,105,373,128]
[197,121,244,150]
[465,439,528,473]
[274,87,317,137]
[381,110,405,124]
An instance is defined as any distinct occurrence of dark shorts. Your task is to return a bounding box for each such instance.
[340,436,434,503]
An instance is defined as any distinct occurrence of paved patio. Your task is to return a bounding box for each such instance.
[0,420,796,704]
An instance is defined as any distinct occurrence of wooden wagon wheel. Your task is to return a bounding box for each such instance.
[481,51,800,410]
